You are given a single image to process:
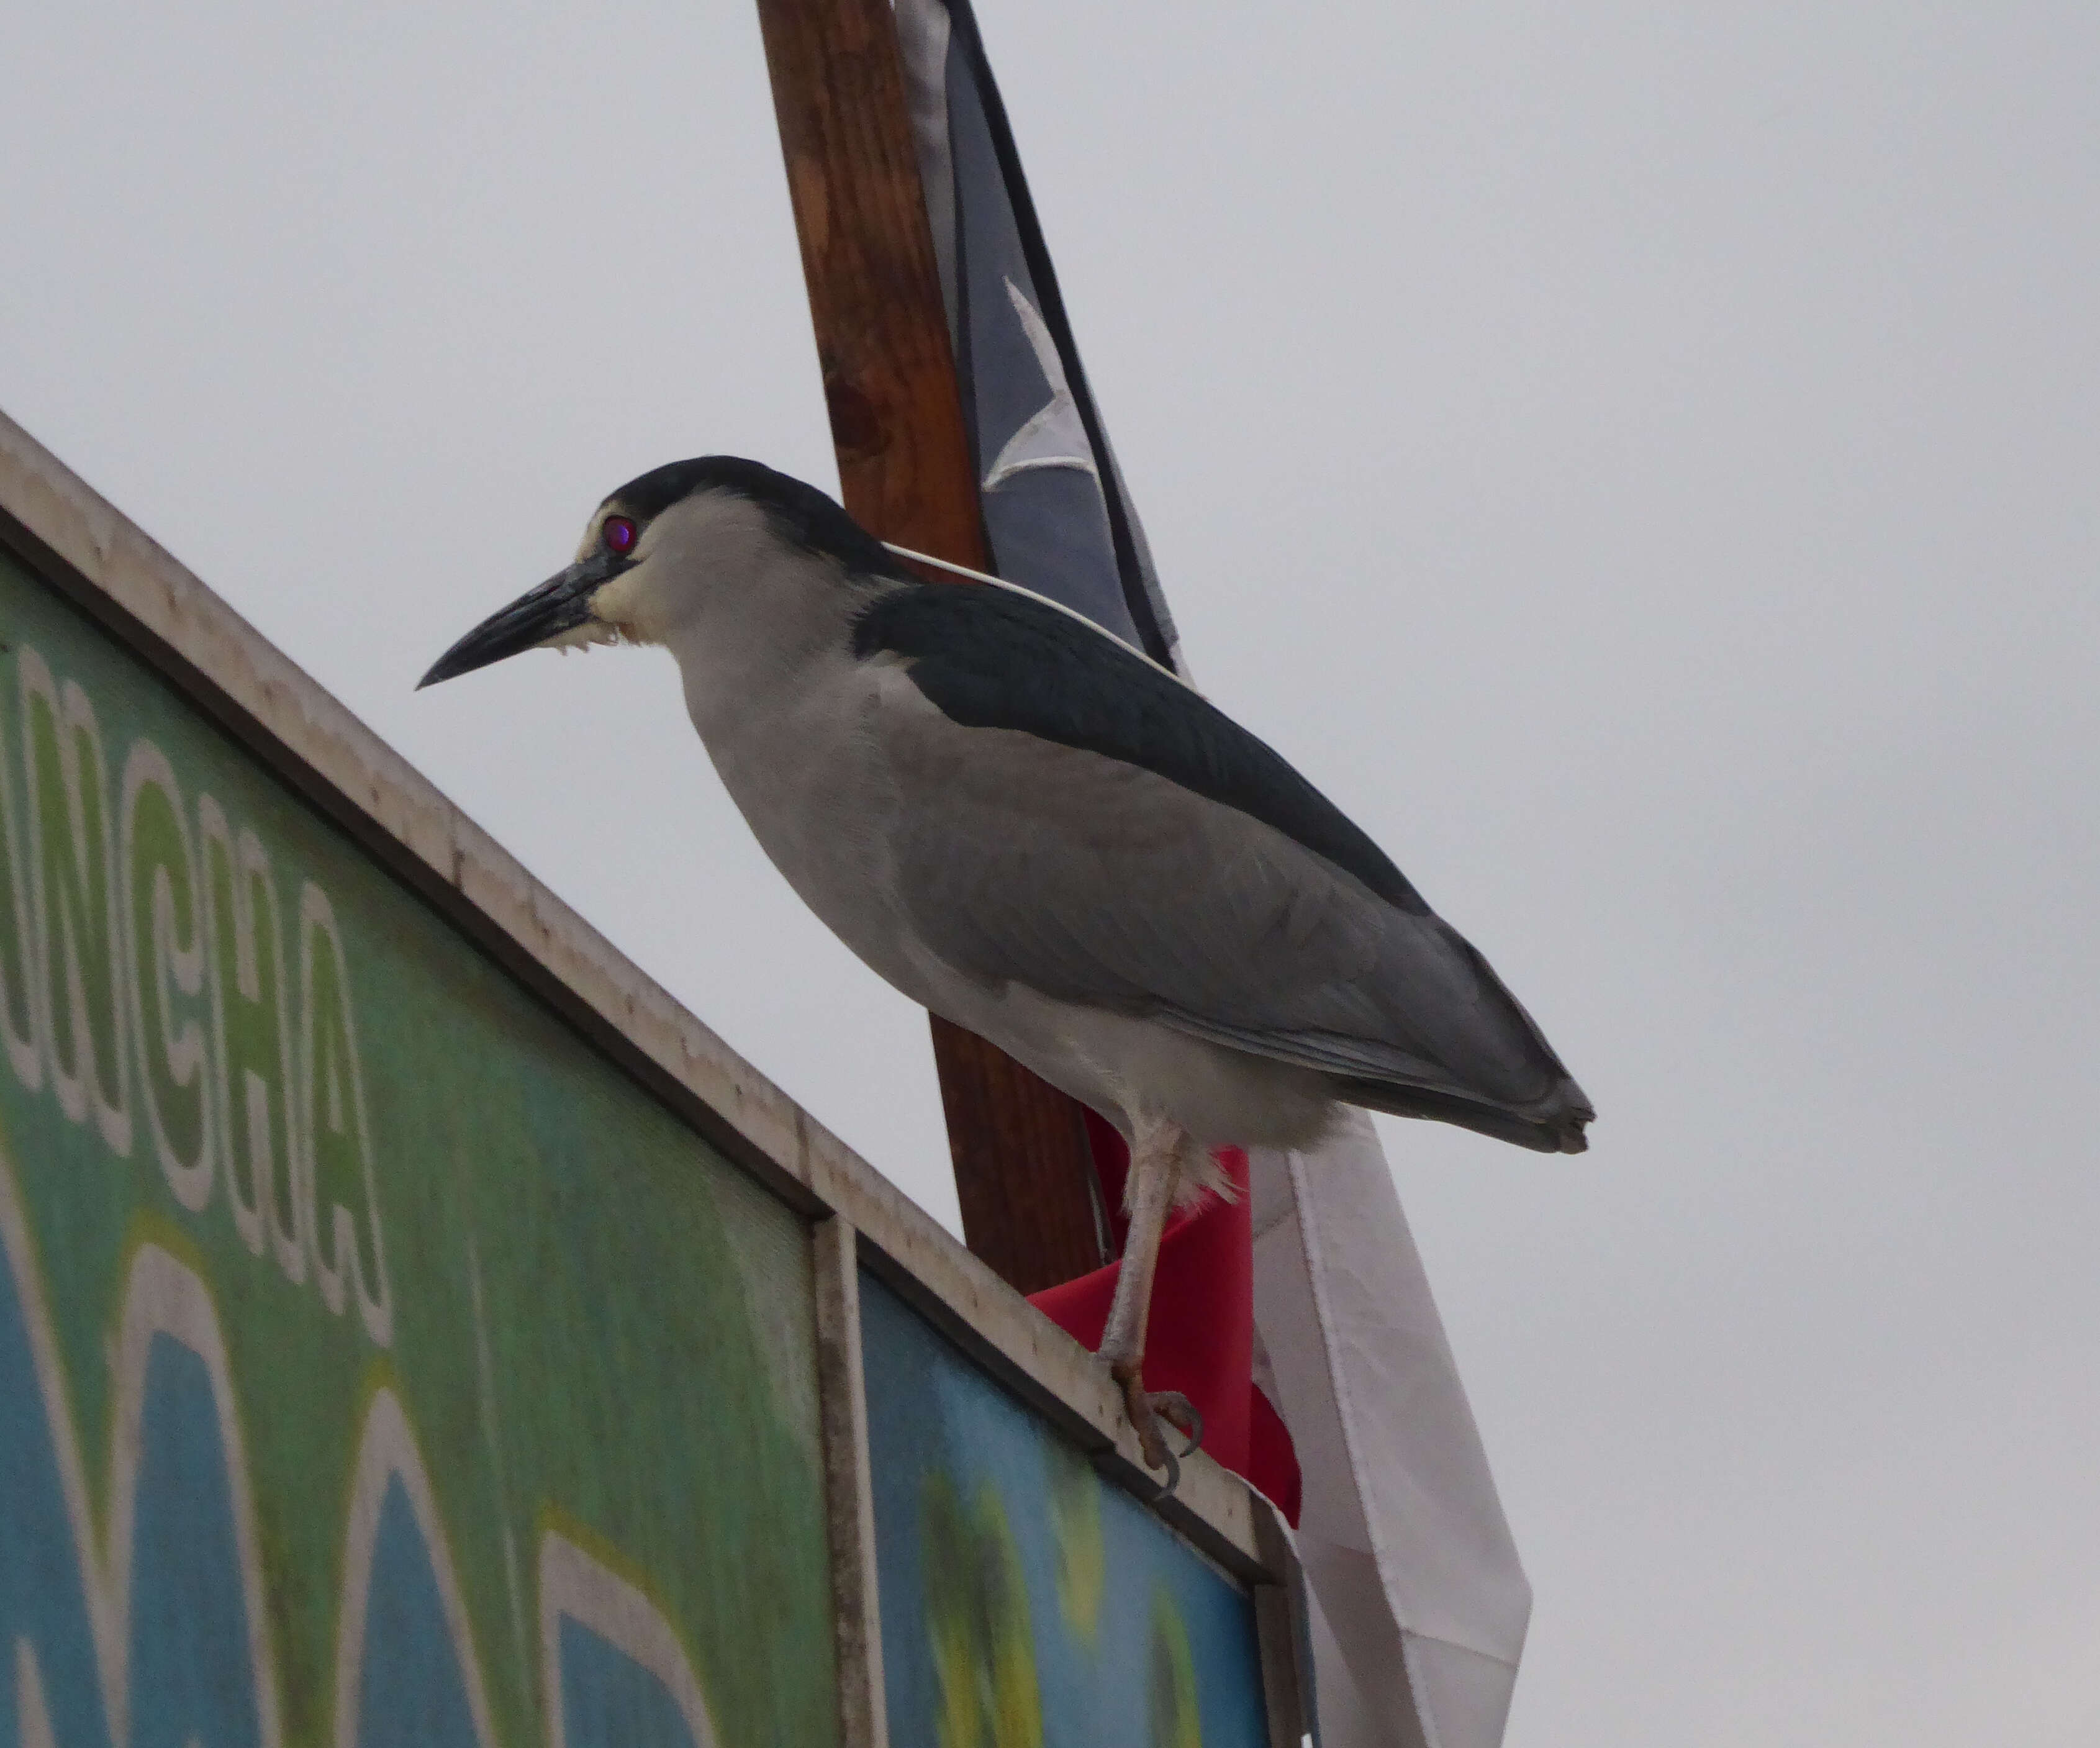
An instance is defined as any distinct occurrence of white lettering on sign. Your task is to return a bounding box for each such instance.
[0,643,394,1347]
[2,1142,726,1748]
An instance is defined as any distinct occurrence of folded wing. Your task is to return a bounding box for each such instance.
[859,581,1591,1152]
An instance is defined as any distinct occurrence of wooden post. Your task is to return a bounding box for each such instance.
[753,0,1108,1295]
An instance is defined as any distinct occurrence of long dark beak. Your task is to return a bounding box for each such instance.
[418,551,624,688]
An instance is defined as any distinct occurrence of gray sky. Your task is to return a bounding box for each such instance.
[5,2,2097,1741]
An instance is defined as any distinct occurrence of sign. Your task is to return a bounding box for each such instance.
[0,545,838,1747]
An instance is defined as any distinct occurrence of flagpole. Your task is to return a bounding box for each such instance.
[751,0,1108,1296]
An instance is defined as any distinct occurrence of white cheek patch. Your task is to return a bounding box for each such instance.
[587,564,660,645]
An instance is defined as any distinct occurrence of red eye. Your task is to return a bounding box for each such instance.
[603,515,638,556]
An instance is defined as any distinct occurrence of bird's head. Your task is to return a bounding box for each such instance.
[418,456,898,689]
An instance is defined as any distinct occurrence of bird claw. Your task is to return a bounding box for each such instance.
[1113,1372,1206,1493]
[1150,1391,1205,1459]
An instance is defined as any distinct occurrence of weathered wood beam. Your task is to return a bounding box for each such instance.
[752,0,1107,1295]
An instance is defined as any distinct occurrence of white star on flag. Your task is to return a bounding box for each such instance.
[983,276,1102,491]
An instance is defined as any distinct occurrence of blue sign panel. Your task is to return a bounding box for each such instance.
[860,1272,1269,1748]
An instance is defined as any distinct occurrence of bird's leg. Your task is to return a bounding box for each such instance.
[1097,1115,1203,1485]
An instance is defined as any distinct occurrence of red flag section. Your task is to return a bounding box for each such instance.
[1029,1112,1301,1524]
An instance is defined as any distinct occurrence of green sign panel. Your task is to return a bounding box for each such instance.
[0,548,838,1747]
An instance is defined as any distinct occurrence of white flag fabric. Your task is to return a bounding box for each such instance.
[1251,1113,1531,1746]
[892,4,1533,1739]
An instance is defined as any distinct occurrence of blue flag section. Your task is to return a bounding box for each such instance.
[898,0,1179,666]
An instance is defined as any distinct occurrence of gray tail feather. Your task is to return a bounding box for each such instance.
[1332,1076,1594,1154]
[1157,1005,1594,1154]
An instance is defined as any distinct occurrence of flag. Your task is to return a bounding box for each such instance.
[892,4,1534,1742]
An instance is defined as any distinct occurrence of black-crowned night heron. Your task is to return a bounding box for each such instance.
[422,457,1593,1476]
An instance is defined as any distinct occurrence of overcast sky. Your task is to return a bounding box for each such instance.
[5,2,2098,1742]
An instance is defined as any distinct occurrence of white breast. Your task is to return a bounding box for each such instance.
[668,603,936,1012]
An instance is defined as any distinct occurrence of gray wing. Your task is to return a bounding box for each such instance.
[877,702,1586,1141]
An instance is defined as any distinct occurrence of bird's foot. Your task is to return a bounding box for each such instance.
[1110,1365,1205,1492]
